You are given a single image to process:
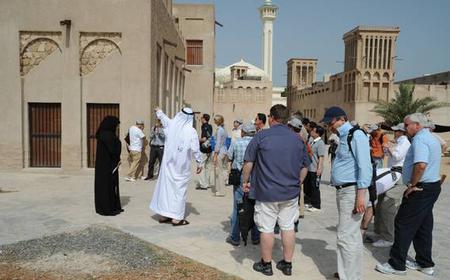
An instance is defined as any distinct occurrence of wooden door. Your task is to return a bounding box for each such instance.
[29,103,61,167]
[87,104,120,168]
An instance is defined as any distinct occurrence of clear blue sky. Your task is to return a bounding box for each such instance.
[175,0,450,87]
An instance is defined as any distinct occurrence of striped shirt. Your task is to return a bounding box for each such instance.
[227,136,253,170]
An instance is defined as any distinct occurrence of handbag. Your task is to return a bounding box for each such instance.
[228,168,242,186]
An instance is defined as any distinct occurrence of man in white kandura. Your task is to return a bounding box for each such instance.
[149,107,203,226]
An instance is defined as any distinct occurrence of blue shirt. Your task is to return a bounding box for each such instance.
[214,126,228,155]
[244,124,310,202]
[227,136,253,170]
[331,122,372,189]
[402,128,441,184]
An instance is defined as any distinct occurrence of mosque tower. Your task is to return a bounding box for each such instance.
[259,0,278,81]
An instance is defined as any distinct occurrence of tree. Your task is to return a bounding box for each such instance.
[372,83,449,126]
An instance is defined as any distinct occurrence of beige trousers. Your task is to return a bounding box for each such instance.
[127,151,142,179]
[213,153,227,195]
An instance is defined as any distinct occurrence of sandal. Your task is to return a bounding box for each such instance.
[172,220,190,226]
[158,218,172,224]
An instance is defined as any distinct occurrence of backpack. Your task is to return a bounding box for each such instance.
[347,125,377,212]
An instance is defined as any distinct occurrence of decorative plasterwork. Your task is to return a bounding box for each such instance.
[79,32,122,76]
[19,31,62,76]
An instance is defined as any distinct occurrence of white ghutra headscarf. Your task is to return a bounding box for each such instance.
[164,108,195,162]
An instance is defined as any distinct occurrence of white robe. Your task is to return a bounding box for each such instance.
[149,109,202,220]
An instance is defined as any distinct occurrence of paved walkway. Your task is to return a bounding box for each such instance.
[0,162,448,279]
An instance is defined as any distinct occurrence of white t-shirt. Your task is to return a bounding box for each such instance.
[129,125,145,152]
[388,135,410,168]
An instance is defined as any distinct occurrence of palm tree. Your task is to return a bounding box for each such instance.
[372,83,449,126]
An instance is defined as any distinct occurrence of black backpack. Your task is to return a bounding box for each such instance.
[347,125,377,212]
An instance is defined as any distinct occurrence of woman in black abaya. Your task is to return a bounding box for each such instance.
[95,116,123,216]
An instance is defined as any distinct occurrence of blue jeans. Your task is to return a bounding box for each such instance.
[230,185,260,242]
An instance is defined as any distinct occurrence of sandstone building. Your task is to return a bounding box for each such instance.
[213,0,282,129]
[287,26,401,125]
[173,3,216,127]
[0,0,215,170]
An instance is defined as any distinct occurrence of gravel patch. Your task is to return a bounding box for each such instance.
[0,225,165,271]
[0,225,241,280]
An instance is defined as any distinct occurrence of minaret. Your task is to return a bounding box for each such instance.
[259,0,278,81]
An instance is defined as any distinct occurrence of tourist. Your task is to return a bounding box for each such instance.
[231,118,243,142]
[144,119,165,180]
[196,113,213,190]
[320,106,371,280]
[376,113,442,276]
[149,107,203,226]
[125,120,146,182]
[304,125,326,212]
[427,120,448,154]
[226,122,259,246]
[243,104,310,276]
[94,116,123,216]
[213,114,228,197]
[305,121,317,145]
[300,117,310,142]
[369,124,389,168]
[371,123,410,247]
[254,113,267,132]
[287,117,307,220]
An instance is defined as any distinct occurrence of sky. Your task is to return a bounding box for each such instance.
[174,0,450,87]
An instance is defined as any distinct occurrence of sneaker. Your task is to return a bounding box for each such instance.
[225,236,240,246]
[124,177,136,182]
[144,176,154,181]
[214,192,225,197]
[307,207,322,212]
[375,263,406,275]
[305,204,312,209]
[253,259,273,276]
[276,260,292,276]
[195,186,208,190]
[406,260,435,276]
[372,239,394,248]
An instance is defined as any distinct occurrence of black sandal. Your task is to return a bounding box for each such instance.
[158,218,172,224]
[172,220,190,226]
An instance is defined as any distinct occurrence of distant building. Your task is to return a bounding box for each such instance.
[287,26,401,125]
[395,71,450,86]
[214,59,272,128]
[213,0,285,129]
[0,0,215,171]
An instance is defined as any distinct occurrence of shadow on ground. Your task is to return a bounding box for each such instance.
[121,196,130,207]
[298,238,337,279]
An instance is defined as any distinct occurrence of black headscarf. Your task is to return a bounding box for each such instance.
[96,116,120,137]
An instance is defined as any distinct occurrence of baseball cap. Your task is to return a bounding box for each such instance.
[369,124,379,131]
[234,118,243,124]
[241,122,256,133]
[391,123,406,132]
[320,106,347,124]
[287,117,303,129]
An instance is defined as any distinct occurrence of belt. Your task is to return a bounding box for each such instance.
[151,145,164,148]
[391,166,403,173]
[334,182,356,190]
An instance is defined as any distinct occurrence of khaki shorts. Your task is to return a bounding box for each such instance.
[254,197,299,233]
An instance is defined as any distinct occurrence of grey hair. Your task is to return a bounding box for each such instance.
[404,113,428,126]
